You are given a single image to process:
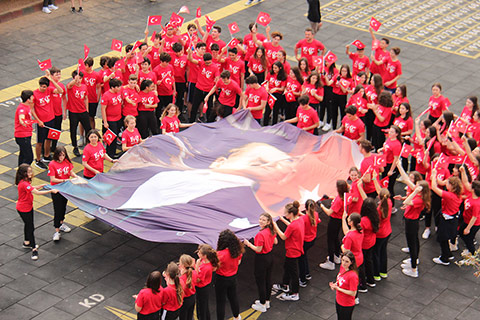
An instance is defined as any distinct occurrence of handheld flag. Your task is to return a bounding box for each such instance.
[228,22,240,35]
[324,50,337,65]
[103,128,117,146]
[178,6,190,14]
[148,15,162,26]
[370,17,381,31]
[37,59,52,71]
[170,12,185,28]
[84,44,90,60]
[351,40,365,49]
[268,94,277,108]
[46,127,61,140]
[196,7,201,18]
[77,58,86,72]
[111,39,123,52]
[227,38,240,49]
[380,176,389,188]
[256,12,271,27]
[150,31,157,43]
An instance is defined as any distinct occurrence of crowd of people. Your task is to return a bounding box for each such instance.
[12,10,480,320]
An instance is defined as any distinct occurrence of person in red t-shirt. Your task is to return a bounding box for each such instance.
[302,72,324,127]
[48,146,77,241]
[83,58,102,130]
[204,70,243,119]
[337,105,365,143]
[121,74,140,118]
[241,75,268,124]
[49,67,67,152]
[163,25,182,54]
[248,46,268,84]
[329,250,359,319]
[121,115,142,152]
[66,70,91,157]
[346,44,370,77]
[371,91,393,151]
[101,78,123,158]
[284,67,304,120]
[161,262,184,319]
[244,213,278,312]
[379,125,402,206]
[186,42,207,117]
[144,30,163,69]
[298,200,321,286]
[15,164,57,260]
[178,254,198,320]
[215,229,243,320]
[383,47,402,93]
[203,26,226,53]
[137,58,157,90]
[222,47,245,91]
[331,65,354,130]
[195,244,219,320]
[285,94,320,134]
[427,83,451,123]
[272,201,305,301]
[369,27,390,80]
[171,43,188,113]
[153,52,176,127]
[82,129,116,179]
[341,212,364,298]
[134,271,163,319]
[294,28,325,67]
[265,61,287,125]
[359,198,379,288]
[244,23,267,72]
[319,181,350,270]
[160,104,194,134]
[459,169,480,254]
[258,29,284,68]
[136,79,159,138]
[15,90,35,166]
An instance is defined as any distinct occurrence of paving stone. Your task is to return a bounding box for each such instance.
[0,244,25,264]
[31,306,74,320]
[418,300,461,320]
[0,303,39,320]
[0,258,38,279]
[5,274,49,295]
[374,308,413,320]
[17,290,62,313]
[0,286,26,310]
[42,278,85,299]
[53,293,89,317]
[386,293,425,318]
[434,289,475,312]
[400,283,442,306]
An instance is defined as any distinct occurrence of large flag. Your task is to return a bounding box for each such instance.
[50,110,362,245]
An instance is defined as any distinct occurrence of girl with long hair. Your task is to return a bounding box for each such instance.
[347,167,363,215]
[195,244,219,320]
[122,115,143,152]
[302,71,324,113]
[358,198,379,289]
[298,199,321,286]
[284,67,304,120]
[459,96,479,124]
[320,62,338,131]
[215,229,244,320]
[364,74,383,140]
[134,271,163,320]
[179,254,198,320]
[161,262,184,320]
[393,103,413,172]
[298,57,310,81]
[247,46,268,85]
[371,91,394,151]
[265,61,287,125]
[244,213,278,312]
[341,212,364,302]
[82,129,116,180]
[329,250,359,320]
[427,83,450,123]
[392,84,409,115]
[136,79,159,138]
[347,85,368,120]
[379,125,402,208]
[359,140,379,198]
[161,104,194,134]
[331,64,353,130]
[459,167,480,254]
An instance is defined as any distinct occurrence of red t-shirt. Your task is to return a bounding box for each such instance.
[121,86,140,116]
[263,42,283,66]
[286,77,302,96]
[365,85,379,104]
[332,77,353,96]
[163,34,181,53]
[383,138,401,163]
[302,212,321,242]
[196,260,213,288]
[384,58,402,89]
[428,95,450,118]
[82,143,106,178]
[463,196,480,226]
[360,155,377,193]
[225,58,245,86]
[393,116,413,134]
[123,57,138,84]
[100,68,113,94]
[195,61,219,92]
[180,270,198,297]
[101,91,123,121]
[138,70,157,86]
[373,105,392,127]
[67,84,88,113]
[370,48,390,77]
[122,128,141,147]
[267,73,286,93]
[187,52,202,83]
[147,46,161,69]
[360,216,376,249]
[347,93,368,117]
[171,54,188,83]
[17,180,33,212]
[50,82,66,116]
[217,79,242,107]
[343,230,364,266]
[33,87,55,122]
[153,64,175,96]
[161,116,180,133]
[216,248,242,277]
[243,33,266,61]
[205,35,226,52]
[284,218,305,258]
[245,86,268,119]
[376,199,392,238]
[404,195,424,220]
[346,182,363,215]
[296,106,319,134]
[295,39,325,66]
[161,284,182,311]
[336,266,359,307]
[248,56,266,74]
[14,103,33,138]
[254,228,277,254]
[302,83,323,104]
[135,288,163,315]
[342,116,365,140]
[349,53,370,76]
[330,195,345,219]
[83,70,101,103]
[442,191,462,216]
[137,91,159,113]
[393,95,409,112]
[48,160,74,185]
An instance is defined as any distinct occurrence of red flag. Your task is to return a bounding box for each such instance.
[351,40,365,49]
[285,91,296,102]
[448,155,466,164]
[196,7,201,18]
[268,94,277,108]
[114,59,125,70]
[178,5,190,14]
[202,102,208,114]
[370,17,381,31]
[150,31,157,43]
[84,44,90,60]
[111,39,123,52]
[23,119,39,125]
[148,15,162,26]
[374,154,386,168]
[400,144,414,158]
[436,153,448,169]
[47,127,61,140]
[77,58,86,72]
[227,38,240,49]
[132,41,143,52]
[103,128,117,146]
[170,12,185,28]
[205,15,216,31]
[180,33,190,44]
[324,50,337,65]
[312,56,323,67]
[371,39,380,50]
[380,176,389,188]
[417,107,430,118]
[37,59,52,71]
[256,12,271,27]
[228,22,240,35]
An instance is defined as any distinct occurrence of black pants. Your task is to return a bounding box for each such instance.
[285,101,298,121]
[299,239,315,282]
[179,294,195,320]
[137,311,160,320]
[362,110,375,141]
[103,119,122,158]
[137,111,158,138]
[175,82,187,112]
[282,256,299,294]
[69,111,91,148]
[327,217,342,263]
[15,137,33,166]
[382,163,399,207]
[51,192,68,228]
[405,218,419,268]
[162,309,179,320]
[191,88,213,123]
[362,247,374,284]
[336,302,354,320]
[196,284,211,320]
[372,125,388,151]
[156,95,174,127]
[331,93,347,129]
[459,222,480,254]
[426,192,442,228]
[254,252,273,304]
[51,114,63,151]
[18,210,36,248]
[43,0,53,6]
[252,72,265,85]
[322,86,333,124]
[437,214,458,262]
[358,263,366,290]
[271,93,286,125]
[373,235,390,276]
[215,274,239,320]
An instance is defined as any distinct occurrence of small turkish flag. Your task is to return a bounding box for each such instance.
[425,136,436,152]
[448,155,466,164]
[268,94,277,108]
[202,102,208,114]
[400,144,414,158]
[23,119,38,125]
[148,15,162,26]
[114,59,125,70]
[324,50,337,65]
[436,153,448,169]
[77,58,86,72]
[374,154,386,168]
[256,12,271,27]
[351,40,365,49]
[312,56,323,68]
[196,7,201,18]
[170,12,185,28]
[205,15,216,31]
[227,38,240,48]
[132,41,143,52]
[111,39,123,52]
[84,44,90,60]
[285,91,296,102]
[37,59,52,71]
[228,22,240,34]
[181,33,190,44]
[371,39,380,50]
[370,17,381,31]
[178,5,190,14]
[150,31,157,42]
[47,127,61,140]
[380,176,389,188]
[103,128,117,146]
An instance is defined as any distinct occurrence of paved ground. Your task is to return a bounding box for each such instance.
[1,0,480,319]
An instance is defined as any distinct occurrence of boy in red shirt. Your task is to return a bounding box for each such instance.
[48,67,67,152]
[383,47,402,93]
[345,44,370,77]
[245,22,267,72]
[337,105,365,143]
[203,26,226,52]
[204,70,243,119]
[138,57,157,85]
[223,47,245,91]
[15,90,35,166]
[171,42,188,114]
[285,95,320,134]
[241,75,268,124]
[369,27,390,80]
[66,70,91,157]
[100,78,123,158]
[294,28,325,67]
[153,52,176,127]
[185,42,207,120]
[83,57,102,130]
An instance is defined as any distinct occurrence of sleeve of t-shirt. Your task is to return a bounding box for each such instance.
[259,88,268,101]
[359,120,365,133]
[233,81,242,95]
[472,202,480,219]
[160,118,168,130]
[316,40,325,51]
[100,94,108,106]
[121,131,128,144]
[254,232,265,248]
[47,162,55,177]
[284,222,294,239]
[345,272,359,291]
[311,109,319,122]
[153,95,160,104]
[397,61,402,76]
[135,290,145,308]
[295,40,302,50]
[331,196,342,214]
[343,233,352,250]
[341,117,347,127]
[348,53,355,60]
[392,142,401,156]
[82,146,91,162]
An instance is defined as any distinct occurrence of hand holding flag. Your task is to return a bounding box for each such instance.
[103,128,117,146]
[37,59,52,71]
[256,12,271,27]
[84,44,90,60]
[111,39,123,52]
[370,17,381,31]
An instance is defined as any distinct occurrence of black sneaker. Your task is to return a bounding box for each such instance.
[71,7,76,13]
[22,242,31,249]
[78,7,83,13]
[31,250,39,260]
[35,160,48,170]
[42,155,52,162]
[73,147,81,157]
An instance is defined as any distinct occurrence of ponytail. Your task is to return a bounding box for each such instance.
[179,254,194,289]
[378,188,390,220]
[166,262,183,306]
[198,244,219,268]
[285,201,300,216]
[305,199,317,227]
[349,213,362,233]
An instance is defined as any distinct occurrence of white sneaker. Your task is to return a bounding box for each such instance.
[48,4,58,10]
[272,284,289,293]
[318,120,324,127]
[401,247,410,253]
[234,316,241,320]
[432,257,450,266]
[333,254,341,264]
[319,260,335,270]
[355,298,360,305]
[59,224,71,232]
[254,300,270,309]
[42,7,51,13]
[400,263,410,269]
[245,0,253,5]
[322,123,332,131]
[53,232,61,241]
[402,267,418,278]
[84,212,95,219]
[392,207,398,214]
[277,293,299,301]
[449,241,458,252]
[402,258,419,265]
[251,302,267,312]
[422,228,431,239]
